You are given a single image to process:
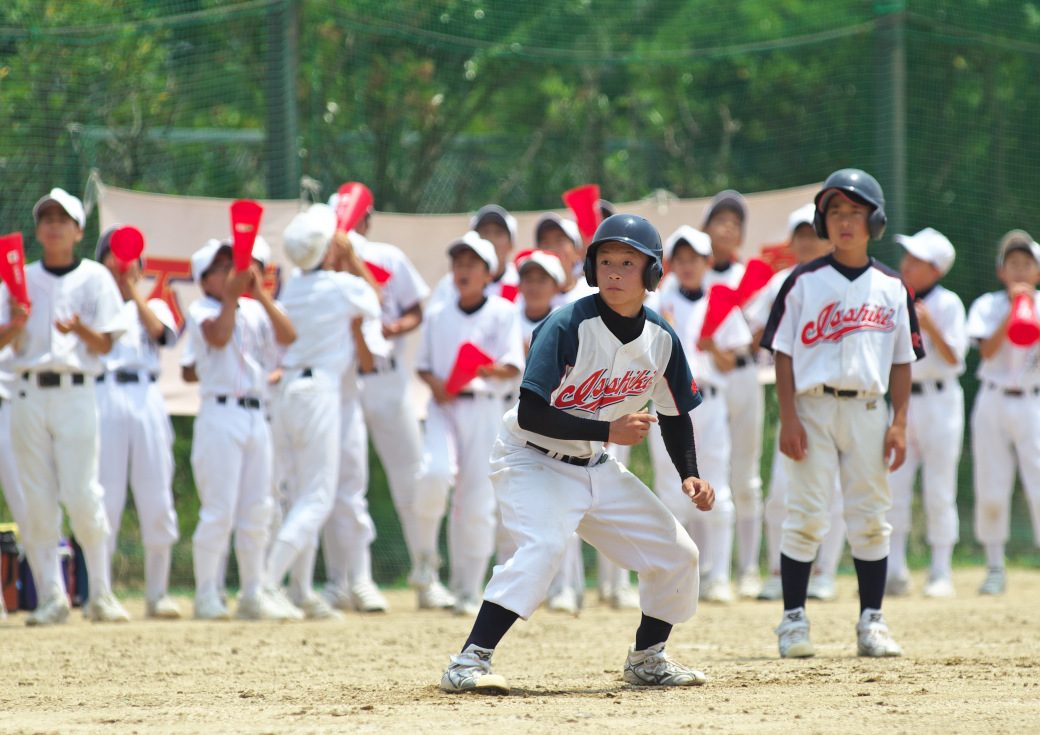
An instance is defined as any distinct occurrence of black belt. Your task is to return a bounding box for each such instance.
[910,380,944,394]
[216,395,262,409]
[359,356,397,375]
[990,383,1040,397]
[822,385,860,398]
[526,442,608,467]
[503,394,515,402]
[97,371,157,384]
[24,371,86,388]
[700,385,717,397]
[300,368,313,378]
[734,355,750,369]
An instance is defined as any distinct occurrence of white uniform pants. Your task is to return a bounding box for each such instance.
[782,393,891,563]
[971,385,1040,546]
[13,377,111,597]
[413,395,503,603]
[191,399,272,599]
[725,361,764,571]
[485,436,700,623]
[888,382,963,547]
[0,398,29,531]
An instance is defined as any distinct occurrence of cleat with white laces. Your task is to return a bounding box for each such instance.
[416,579,456,610]
[194,593,231,621]
[547,587,579,614]
[737,569,763,599]
[699,578,734,604]
[146,595,182,619]
[90,591,131,623]
[978,568,1006,596]
[623,643,706,687]
[236,587,304,621]
[453,595,481,617]
[322,583,355,611]
[885,571,913,597]
[807,572,838,601]
[757,574,783,601]
[611,584,640,610]
[349,580,389,613]
[922,574,955,599]
[440,644,510,694]
[856,608,902,657]
[295,593,344,620]
[776,607,815,658]
[26,589,71,627]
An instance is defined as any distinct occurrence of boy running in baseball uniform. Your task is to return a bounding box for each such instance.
[95,226,182,619]
[0,188,131,625]
[440,214,714,695]
[967,230,1040,596]
[887,228,967,598]
[415,231,524,616]
[761,169,923,658]
[182,239,297,621]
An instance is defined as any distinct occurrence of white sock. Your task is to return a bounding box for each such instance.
[344,543,373,587]
[289,544,317,602]
[193,547,223,600]
[888,531,908,578]
[265,539,299,589]
[144,546,172,601]
[81,540,112,597]
[26,544,64,598]
[984,543,1005,570]
[736,517,762,573]
[929,543,953,579]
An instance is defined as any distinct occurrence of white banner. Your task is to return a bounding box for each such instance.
[97,181,819,415]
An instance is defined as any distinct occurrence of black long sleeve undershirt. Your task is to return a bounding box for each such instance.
[656,411,700,480]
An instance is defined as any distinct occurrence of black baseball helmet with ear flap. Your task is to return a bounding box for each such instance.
[813,169,887,240]
[584,214,664,291]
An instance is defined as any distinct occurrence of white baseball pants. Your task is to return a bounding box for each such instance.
[725,361,764,573]
[0,398,29,531]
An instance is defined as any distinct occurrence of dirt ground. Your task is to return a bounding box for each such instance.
[1,567,1037,735]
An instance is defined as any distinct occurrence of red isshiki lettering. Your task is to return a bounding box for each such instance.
[554,368,657,412]
[801,300,896,346]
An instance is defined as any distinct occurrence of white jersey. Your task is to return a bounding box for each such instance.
[761,254,924,395]
[744,267,792,334]
[277,269,381,373]
[0,345,15,400]
[0,260,127,375]
[350,232,431,355]
[701,261,745,292]
[429,262,521,309]
[101,299,177,375]
[910,284,967,381]
[415,294,525,397]
[658,288,752,388]
[502,295,701,459]
[967,290,1040,389]
[181,296,279,398]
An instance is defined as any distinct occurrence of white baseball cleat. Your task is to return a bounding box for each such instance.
[440,645,510,694]
[807,572,838,601]
[623,643,706,687]
[885,572,913,597]
[146,595,182,620]
[296,593,344,620]
[547,587,579,614]
[737,569,763,599]
[611,584,640,611]
[757,574,783,601]
[236,587,304,621]
[416,579,456,610]
[699,578,734,604]
[978,568,1006,596]
[322,583,355,611]
[922,574,955,599]
[90,591,131,623]
[194,593,232,621]
[856,608,903,657]
[776,607,815,658]
[453,595,481,617]
[349,580,389,613]
[26,589,71,627]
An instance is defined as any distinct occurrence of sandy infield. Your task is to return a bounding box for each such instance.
[1,567,1037,735]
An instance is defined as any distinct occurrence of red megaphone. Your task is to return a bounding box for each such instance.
[230,199,264,272]
[699,284,740,340]
[444,342,494,395]
[736,258,774,304]
[562,184,602,240]
[109,226,145,272]
[335,182,374,234]
[0,232,31,308]
[1007,293,1040,347]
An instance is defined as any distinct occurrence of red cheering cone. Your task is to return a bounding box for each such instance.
[0,232,31,308]
[699,284,740,340]
[444,342,494,395]
[736,258,774,304]
[230,199,264,272]
[1007,293,1040,347]
[363,260,392,286]
[109,226,145,272]
[335,182,374,234]
[562,184,602,240]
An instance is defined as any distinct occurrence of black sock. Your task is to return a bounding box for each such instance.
[781,553,813,611]
[854,556,887,613]
[463,601,519,651]
[635,614,672,652]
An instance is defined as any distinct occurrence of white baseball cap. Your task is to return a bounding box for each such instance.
[534,212,581,250]
[470,204,519,245]
[447,230,498,273]
[283,204,337,271]
[996,229,1040,269]
[517,249,566,286]
[787,203,817,236]
[190,239,232,284]
[251,235,272,269]
[896,228,956,275]
[33,188,86,229]
[663,225,712,260]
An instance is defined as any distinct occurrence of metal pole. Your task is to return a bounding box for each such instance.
[264,0,299,199]
[874,2,907,250]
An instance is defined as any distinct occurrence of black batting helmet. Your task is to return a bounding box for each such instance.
[813,169,887,240]
[584,214,664,291]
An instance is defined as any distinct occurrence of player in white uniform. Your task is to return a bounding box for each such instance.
[0,188,131,625]
[967,230,1040,596]
[182,239,298,620]
[761,169,923,659]
[652,226,750,605]
[265,205,381,619]
[94,227,182,619]
[0,345,29,617]
[415,232,524,616]
[440,215,714,695]
[886,228,967,598]
[746,205,847,602]
[430,205,521,307]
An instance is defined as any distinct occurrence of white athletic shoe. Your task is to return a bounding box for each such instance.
[349,580,389,613]
[775,607,815,658]
[807,572,838,601]
[295,594,344,621]
[885,571,913,597]
[322,583,355,612]
[146,595,182,620]
[547,587,579,614]
[737,569,763,599]
[194,593,232,621]
[856,608,902,657]
[440,644,510,694]
[922,574,955,599]
[700,578,734,604]
[611,584,641,611]
[623,643,706,687]
[757,574,783,601]
[236,587,304,621]
[453,595,481,617]
[416,579,456,610]
[978,568,1006,596]
[90,591,131,623]
[26,590,71,627]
